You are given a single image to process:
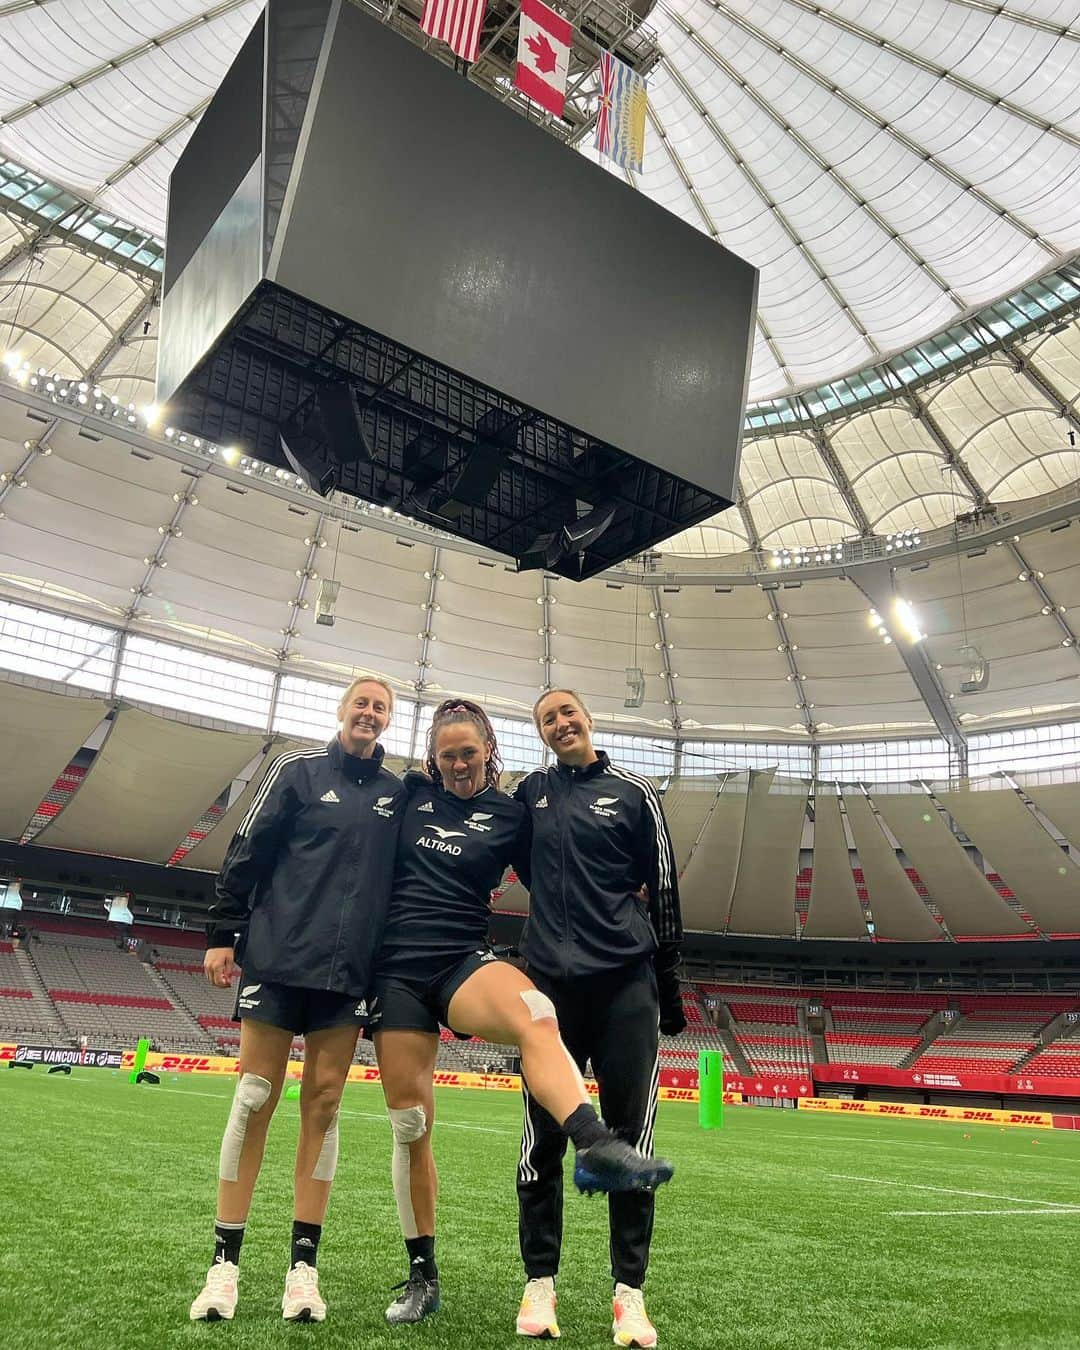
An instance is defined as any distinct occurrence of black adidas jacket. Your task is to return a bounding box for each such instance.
[513,752,685,1029]
[378,772,530,974]
[207,738,406,996]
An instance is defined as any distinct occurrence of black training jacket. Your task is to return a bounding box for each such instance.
[513,751,683,986]
[207,738,406,996]
[378,773,530,975]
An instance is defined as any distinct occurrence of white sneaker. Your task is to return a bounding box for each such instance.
[613,1283,657,1348]
[282,1261,327,1322]
[516,1276,560,1338]
[189,1260,239,1321]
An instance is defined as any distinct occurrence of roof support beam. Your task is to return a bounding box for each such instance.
[904,390,989,507]
[782,0,1080,153]
[1010,348,1080,440]
[941,0,1080,43]
[649,583,682,733]
[275,511,328,668]
[0,221,49,278]
[639,106,795,387]
[407,546,442,761]
[660,4,965,311]
[658,53,881,361]
[764,588,816,735]
[808,426,872,536]
[0,1,253,126]
[691,0,1056,254]
[1006,538,1080,659]
[851,559,967,753]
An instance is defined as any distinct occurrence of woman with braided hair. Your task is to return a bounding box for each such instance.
[369,698,673,1325]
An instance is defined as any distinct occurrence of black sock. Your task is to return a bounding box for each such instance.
[213,1220,245,1267]
[291,1220,322,1269]
[563,1103,607,1151]
[405,1234,437,1281]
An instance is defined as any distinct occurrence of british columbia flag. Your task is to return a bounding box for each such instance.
[595,50,647,172]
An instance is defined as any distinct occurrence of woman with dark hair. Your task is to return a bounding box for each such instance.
[370,698,672,1325]
[190,676,406,1325]
[513,687,685,1349]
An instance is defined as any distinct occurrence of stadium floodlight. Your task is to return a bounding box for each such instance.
[893,598,925,643]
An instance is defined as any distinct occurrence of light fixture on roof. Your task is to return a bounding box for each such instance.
[893,598,925,643]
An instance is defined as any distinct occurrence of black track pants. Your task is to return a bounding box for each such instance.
[516,959,660,1288]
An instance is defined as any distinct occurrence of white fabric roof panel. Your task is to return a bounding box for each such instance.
[0,2,1074,404]
[0,681,108,841]
[36,704,265,861]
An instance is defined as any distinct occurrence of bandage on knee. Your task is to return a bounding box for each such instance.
[520,989,557,1022]
[388,1105,428,1240]
[388,1104,427,1144]
[311,1107,339,1182]
[219,1072,272,1182]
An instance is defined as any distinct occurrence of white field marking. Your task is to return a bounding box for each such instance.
[740,1128,1080,1164]
[885,1215,1080,1225]
[828,1174,1080,1211]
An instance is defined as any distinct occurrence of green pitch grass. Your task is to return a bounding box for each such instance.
[2,1073,1079,1350]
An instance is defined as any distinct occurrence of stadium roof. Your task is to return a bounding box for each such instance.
[0,0,1078,743]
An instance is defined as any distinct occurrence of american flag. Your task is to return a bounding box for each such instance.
[421,0,489,64]
[595,50,648,172]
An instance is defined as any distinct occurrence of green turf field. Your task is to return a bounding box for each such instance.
[2,1072,1079,1349]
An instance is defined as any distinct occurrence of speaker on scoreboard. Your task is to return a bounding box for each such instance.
[317,382,374,464]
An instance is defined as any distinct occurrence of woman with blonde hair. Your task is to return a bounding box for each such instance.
[190,676,406,1325]
[370,697,672,1325]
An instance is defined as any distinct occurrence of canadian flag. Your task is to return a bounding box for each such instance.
[514,0,572,118]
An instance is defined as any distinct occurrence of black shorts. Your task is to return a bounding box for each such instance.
[234,972,368,1036]
[368,949,507,1037]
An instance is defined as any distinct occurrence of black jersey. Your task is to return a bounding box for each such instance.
[513,751,683,983]
[378,774,529,974]
[207,738,405,996]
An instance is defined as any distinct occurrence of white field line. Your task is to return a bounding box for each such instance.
[885,1215,1080,1225]
[829,1173,1080,1211]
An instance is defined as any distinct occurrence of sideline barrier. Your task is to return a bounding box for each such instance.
[798,1096,1055,1130]
[813,1062,1080,1097]
[4,1043,1075,1129]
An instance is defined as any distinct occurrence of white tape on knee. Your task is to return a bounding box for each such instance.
[388,1104,427,1144]
[311,1107,339,1182]
[388,1105,427,1240]
[219,1073,272,1182]
[520,989,557,1022]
